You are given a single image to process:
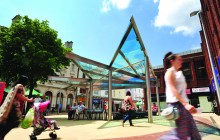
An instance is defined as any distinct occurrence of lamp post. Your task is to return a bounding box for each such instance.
[190,10,220,105]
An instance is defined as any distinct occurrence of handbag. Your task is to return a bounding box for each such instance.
[161,106,179,120]
[21,108,34,129]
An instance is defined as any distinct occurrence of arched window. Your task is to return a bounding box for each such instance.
[56,92,63,107]
[67,94,73,106]
[45,91,52,101]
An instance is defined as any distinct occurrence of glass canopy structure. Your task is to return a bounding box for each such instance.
[48,16,157,122]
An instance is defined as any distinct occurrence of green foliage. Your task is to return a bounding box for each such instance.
[0,15,70,86]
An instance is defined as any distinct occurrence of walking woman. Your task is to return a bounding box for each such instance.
[122,91,136,127]
[0,76,33,140]
[159,52,201,140]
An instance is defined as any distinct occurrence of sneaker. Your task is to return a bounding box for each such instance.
[122,122,124,127]
[54,127,60,130]
[130,124,134,126]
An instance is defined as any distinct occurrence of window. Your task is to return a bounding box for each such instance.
[71,64,75,72]
[182,63,192,80]
[194,60,208,79]
[94,91,99,95]
[105,91,108,95]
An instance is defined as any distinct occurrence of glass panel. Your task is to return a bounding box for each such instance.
[112,27,146,77]
[132,60,145,76]
[182,62,192,80]
[194,60,208,79]
[75,60,109,79]
[112,54,135,74]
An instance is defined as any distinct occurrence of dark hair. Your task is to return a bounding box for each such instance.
[164,52,177,68]
[126,91,131,96]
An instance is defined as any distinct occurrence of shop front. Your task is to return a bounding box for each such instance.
[188,87,212,112]
[113,100,122,112]
[92,98,101,110]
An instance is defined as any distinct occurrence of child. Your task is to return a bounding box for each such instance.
[44,117,60,130]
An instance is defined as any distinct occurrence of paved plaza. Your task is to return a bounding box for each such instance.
[5,113,220,140]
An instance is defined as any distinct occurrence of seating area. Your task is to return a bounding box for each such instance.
[67,109,148,120]
[68,109,106,120]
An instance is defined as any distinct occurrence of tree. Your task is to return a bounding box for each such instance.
[0,15,71,97]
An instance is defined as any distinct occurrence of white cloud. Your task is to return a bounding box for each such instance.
[154,0,201,36]
[101,0,132,13]
[153,0,159,3]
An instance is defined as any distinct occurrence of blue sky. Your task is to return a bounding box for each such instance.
[0,0,201,66]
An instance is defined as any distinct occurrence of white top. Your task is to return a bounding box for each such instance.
[71,105,78,110]
[34,97,42,103]
[165,68,189,103]
[77,104,85,111]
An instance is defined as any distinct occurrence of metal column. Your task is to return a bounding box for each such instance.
[89,82,93,109]
[108,69,112,121]
[156,77,160,116]
[145,56,153,123]
[85,88,89,108]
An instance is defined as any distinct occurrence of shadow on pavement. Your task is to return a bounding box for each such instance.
[46,116,96,127]
[98,119,152,129]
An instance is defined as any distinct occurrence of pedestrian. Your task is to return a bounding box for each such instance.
[159,52,201,140]
[152,103,158,116]
[59,103,62,113]
[0,75,34,140]
[68,103,77,120]
[122,91,136,127]
[34,94,42,103]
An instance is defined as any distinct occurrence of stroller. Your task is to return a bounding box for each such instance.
[29,101,58,140]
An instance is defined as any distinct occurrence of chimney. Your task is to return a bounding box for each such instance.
[12,14,21,22]
[65,41,73,49]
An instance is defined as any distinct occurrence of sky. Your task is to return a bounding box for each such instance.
[0,0,201,67]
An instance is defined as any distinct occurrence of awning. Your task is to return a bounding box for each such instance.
[4,88,10,93]
[25,89,43,96]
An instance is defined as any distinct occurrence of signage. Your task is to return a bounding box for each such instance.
[186,89,191,94]
[192,87,210,93]
[78,97,86,101]
[211,76,220,92]
[92,99,100,104]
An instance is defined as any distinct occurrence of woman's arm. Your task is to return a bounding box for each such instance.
[16,94,33,102]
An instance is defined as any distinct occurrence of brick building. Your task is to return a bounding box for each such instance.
[152,49,213,112]
[199,0,220,114]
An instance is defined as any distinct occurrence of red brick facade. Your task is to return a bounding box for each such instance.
[152,49,212,111]
[200,0,220,114]
[152,50,209,95]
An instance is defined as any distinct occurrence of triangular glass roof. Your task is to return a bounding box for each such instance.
[48,16,156,90]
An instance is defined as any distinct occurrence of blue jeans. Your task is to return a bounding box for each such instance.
[123,110,134,125]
